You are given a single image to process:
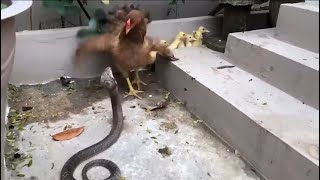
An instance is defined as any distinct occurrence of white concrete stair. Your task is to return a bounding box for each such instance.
[156,47,319,180]
[225,28,319,110]
[275,1,319,53]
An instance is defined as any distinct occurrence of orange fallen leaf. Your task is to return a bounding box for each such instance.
[52,126,84,141]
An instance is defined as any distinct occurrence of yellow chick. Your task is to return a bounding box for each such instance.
[186,34,196,47]
[196,26,210,34]
[159,40,169,47]
[192,31,203,47]
[150,40,170,61]
[169,32,187,50]
[192,26,210,47]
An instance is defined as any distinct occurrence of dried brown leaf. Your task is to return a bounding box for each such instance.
[52,126,84,141]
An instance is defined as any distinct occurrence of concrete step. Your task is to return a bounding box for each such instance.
[225,28,319,110]
[275,1,319,53]
[156,47,319,180]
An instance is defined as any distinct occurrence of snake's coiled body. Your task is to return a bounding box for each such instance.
[60,67,123,180]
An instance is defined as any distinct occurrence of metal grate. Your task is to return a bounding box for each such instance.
[38,16,82,30]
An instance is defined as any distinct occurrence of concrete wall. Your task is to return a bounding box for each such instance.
[14,0,219,32]
[10,16,222,85]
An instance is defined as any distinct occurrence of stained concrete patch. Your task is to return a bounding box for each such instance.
[5,73,260,180]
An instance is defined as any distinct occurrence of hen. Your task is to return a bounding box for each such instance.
[76,7,178,99]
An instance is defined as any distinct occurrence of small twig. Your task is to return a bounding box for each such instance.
[217,65,235,69]
[76,0,91,20]
[60,16,65,28]
[29,8,33,30]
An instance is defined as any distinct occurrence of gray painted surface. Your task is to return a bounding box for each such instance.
[156,47,319,180]
[4,92,260,180]
[10,16,222,85]
[7,4,319,179]
[275,1,319,53]
[225,28,319,109]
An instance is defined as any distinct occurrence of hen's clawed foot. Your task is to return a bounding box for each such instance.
[132,78,147,90]
[124,89,144,99]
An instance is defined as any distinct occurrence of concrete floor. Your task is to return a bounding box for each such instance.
[4,73,260,180]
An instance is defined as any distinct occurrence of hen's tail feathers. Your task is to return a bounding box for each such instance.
[76,8,111,39]
[76,34,113,57]
[76,5,151,39]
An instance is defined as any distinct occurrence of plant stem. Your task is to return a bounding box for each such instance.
[76,0,91,20]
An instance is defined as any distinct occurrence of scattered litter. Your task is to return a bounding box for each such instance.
[160,122,177,131]
[249,79,253,82]
[14,153,21,159]
[192,119,203,125]
[63,124,72,131]
[164,92,170,100]
[174,130,179,134]
[25,159,33,167]
[120,176,126,180]
[51,163,55,169]
[148,95,153,98]
[17,174,25,177]
[60,76,72,87]
[262,102,267,105]
[52,126,84,141]
[217,65,235,69]
[129,105,136,108]
[6,152,33,170]
[141,100,169,112]
[235,149,241,157]
[150,137,157,139]
[22,106,33,111]
[158,146,172,158]
[207,172,211,177]
[146,128,152,133]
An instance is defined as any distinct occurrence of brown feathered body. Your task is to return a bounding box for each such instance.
[76,9,176,78]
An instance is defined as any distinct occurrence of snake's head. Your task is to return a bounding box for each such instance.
[100,67,117,89]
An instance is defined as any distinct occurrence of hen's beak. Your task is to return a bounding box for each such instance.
[126,18,132,34]
[204,29,210,33]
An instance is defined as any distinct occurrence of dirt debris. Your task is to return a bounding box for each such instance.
[160,122,178,131]
[158,146,172,158]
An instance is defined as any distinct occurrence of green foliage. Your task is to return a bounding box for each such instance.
[1,3,8,10]
[42,0,81,16]
[169,0,186,5]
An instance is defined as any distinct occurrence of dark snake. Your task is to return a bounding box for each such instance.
[60,67,123,180]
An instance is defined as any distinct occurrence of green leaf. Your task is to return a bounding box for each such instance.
[1,3,7,10]
[169,0,177,5]
[27,159,32,167]
[102,0,110,5]
[42,0,80,16]
[57,5,81,16]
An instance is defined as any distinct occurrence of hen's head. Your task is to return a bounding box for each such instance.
[125,10,145,34]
